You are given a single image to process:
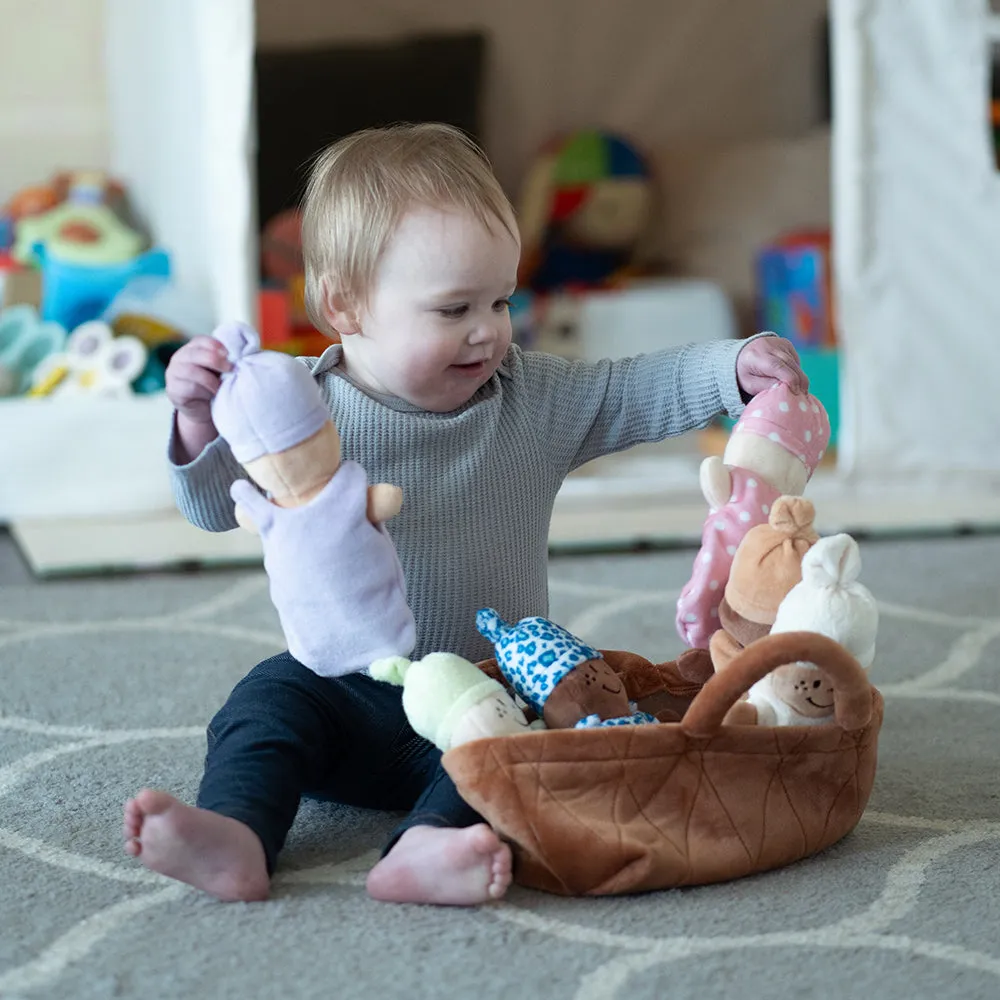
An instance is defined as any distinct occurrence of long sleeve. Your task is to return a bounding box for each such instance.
[519,335,766,473]
[168,422,248,532]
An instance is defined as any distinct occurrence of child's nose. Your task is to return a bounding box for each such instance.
[468,321,498,344]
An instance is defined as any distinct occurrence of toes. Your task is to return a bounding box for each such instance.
[124,837,141,858]
[122,801,142,839]
[468,823,501,856]
[493,842,512,874]
[488,870,511,899]
[134,788,174,816]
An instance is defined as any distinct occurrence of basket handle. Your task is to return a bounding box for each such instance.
[680,631,873,737]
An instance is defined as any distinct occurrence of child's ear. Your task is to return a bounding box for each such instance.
[321,279,361,336]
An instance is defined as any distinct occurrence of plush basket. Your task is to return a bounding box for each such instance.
[442,631,882,896]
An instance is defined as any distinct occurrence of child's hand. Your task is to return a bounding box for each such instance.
[165,336,232,425]
[736,336,809,398]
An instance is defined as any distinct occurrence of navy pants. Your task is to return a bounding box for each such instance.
[196,651,482,873]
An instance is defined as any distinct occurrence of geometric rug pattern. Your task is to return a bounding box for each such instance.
[1,531,998,999]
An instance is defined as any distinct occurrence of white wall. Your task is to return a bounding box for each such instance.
[832,0,1000,483]
[0,0,110,204]
[105,0,256,326]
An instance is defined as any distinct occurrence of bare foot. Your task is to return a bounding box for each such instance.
[365,824,512,905]
[122,789,269,902]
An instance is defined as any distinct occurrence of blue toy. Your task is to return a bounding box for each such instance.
[33,243,170,332]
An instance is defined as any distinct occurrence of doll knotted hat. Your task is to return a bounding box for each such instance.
[723,496,819,625]
[731,383,830,474]
[476,608,600,715]
[771,533,879,669]
[370,652,509,751]
[210,321,328,463]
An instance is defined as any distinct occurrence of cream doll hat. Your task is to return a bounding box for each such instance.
[770,533,879,669]
[210,321,328,463]
[476,608,600,715]
[730,382,830,475]
[370,652,508,751]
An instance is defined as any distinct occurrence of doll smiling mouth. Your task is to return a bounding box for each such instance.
[602,683,624,695]
[806,698,833,709]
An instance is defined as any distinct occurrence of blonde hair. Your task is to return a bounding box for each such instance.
[301,122,517,335]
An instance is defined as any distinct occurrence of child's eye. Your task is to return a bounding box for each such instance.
[438,304,469,319]
[492,298,512,312]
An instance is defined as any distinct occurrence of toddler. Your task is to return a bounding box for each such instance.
[123,122,807,905]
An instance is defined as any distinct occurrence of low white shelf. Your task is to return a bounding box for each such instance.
[0,394,177,522]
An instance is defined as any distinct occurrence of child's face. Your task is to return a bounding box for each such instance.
[341,205,520,412]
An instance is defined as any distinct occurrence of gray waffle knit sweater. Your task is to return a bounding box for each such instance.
[170,339,754,664]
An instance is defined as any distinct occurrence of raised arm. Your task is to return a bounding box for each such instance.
[519,337,754,473]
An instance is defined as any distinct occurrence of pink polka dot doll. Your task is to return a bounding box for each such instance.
[675,383,830,650]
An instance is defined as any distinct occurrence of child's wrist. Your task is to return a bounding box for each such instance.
[174,411,219,464]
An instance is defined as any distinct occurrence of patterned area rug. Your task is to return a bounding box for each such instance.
[1,529,998,1000]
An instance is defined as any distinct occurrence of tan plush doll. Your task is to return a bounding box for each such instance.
[209,321,415,678]
[210,322,401,531]
[708,496,820,675]
[676,383,830,649]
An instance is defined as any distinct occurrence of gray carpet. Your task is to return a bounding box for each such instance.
[1,527,998,1000]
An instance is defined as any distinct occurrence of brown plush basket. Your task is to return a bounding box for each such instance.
[442,631,883,896]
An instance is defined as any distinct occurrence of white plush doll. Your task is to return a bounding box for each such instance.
[739,533,878,726]
[370,652,541,751]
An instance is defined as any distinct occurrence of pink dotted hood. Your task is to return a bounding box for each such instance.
[731,383,830,475]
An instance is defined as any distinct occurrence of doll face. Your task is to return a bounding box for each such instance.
[448,690,530,747]
[542,657,630,729]
[243,421,341,506]
[723,433,809,496]
[770,663,835,719]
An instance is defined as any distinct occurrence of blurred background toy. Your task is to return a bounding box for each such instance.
[103,275,211,346]
[518,129,653,293]
[13,202,144,269]
[30,242,170,333]
[755,228,839,445]
[257,206,333,357]
[260,208,304,284]
[4,182,63,224]
[28,320,147,399]
[0,170,170,336]
[0,305,67,397]
[101,275,211,393]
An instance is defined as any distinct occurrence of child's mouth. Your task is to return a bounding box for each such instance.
[451,360,487,376]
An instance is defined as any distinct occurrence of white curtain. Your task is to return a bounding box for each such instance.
[104,0,256,330]
[833,0,1000,485]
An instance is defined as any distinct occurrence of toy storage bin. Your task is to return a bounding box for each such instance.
[0,394,176,522]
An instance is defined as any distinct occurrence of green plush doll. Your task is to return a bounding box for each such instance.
[370,652,542,751]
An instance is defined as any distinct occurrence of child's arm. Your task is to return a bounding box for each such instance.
[165,337,247,532]
[519,335,774,472]
[169,424,248,532]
